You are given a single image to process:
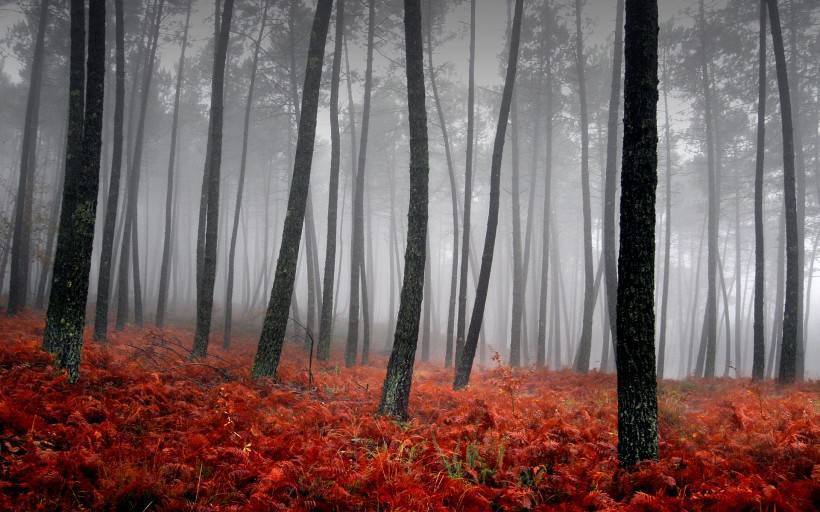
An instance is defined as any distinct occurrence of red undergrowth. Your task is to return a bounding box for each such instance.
[0,314,817,511]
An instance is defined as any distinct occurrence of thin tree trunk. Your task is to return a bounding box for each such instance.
[753,0,767,381]
[768,209,786,378]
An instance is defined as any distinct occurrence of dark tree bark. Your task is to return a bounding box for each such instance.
[318,0,345,361]
[377,0,430,419]
[345,0,375,368]
[572,0,596,373]
[617,0,659,468]
[425,0,459,370]
[223,0,269,347]
[454,0,476,368]
[93,0,125,341]
[603,0,624,354]
[752,0,767,381]
[192,0,234,359]
[43,0,106,383]
[767,0,799,385]
[657,44,672,379]
[8,0,51,315]
[156,0,193,329]
[252,0,334,377]
[116,0,164,330]
[453,0,523,390]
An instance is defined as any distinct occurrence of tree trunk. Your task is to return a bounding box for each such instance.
[767,0,799,384]
[378,0,430,419]
[768,209,785,378]
[318,0,345,361]
[252,0,333,377]
[572,0,596,373]
[752,0,767,381]
[453,0,523,390]
[43,0,106,383]
[192,0,234,359]
[617,0,659,468]
[156,0,193,328]
[223,0,268,347]
[8,0,51,315]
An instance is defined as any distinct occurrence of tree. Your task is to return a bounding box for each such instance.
[453,0,524,390]
[252,0,334,378]
[318,0,345,361]
[43,0,106,382]
[8,0,51,315]
[572,0,596,373]
[345,0,375,368]
[378,0,430,419]
[752,0,767,381]
[454,0,476,368]
[223,0,270,347]
[156,0,193,329]
[767,0,799,385]
[617,0,659,468]
[192,0,235,359]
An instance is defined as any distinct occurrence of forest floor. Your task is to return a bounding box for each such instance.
[0,314,817,511]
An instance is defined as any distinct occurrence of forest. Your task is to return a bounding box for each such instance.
[0,0,817,509]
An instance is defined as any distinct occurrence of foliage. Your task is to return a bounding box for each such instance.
[0,314,816,510]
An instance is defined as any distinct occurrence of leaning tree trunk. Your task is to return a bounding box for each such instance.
[345,0,375,368]
[43,0,106,383]
[378,0,430,419]
[616,0,659,468]
[454,0,523,390]
[572,0,596,373]
[318,0,345,361]
[93,0,124,341]
[252,0,334,378]
[767,0,799,385]
[8,0,51,315]
[156,0,193,328]
[752,0,765,382]
[657,44,672,379]
[603,0,624,355]
[191,0,234,359]
[454,0,476,368]
[223,0,268,347]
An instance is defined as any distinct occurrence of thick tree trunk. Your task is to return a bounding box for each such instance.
[156,0,192,329]
[8,0,51,315]
[43,0,106,383]
[617,0,659,468]
[192,0,234,359]
[573,0,596,373]
[453,0,523,390]
[252,0,333,377]
[318,0,345,361]
[223,1,268,347]
[767,0,799,384]
[378,0,429,419]
[752,0,767,381]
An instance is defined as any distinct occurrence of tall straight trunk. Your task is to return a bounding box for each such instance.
[536,1,554,369]
[454,0,476,367]
[617,0,659,468]
[573,0,595,373]
[425,0,459,370]
[191,0,234,359]
[93,0,123,340]
[223,1,268,347]
[454,0,523,390]
[603,0,625,350]
[116,0,163,330]
[156,0,192,328]
[8,0,51,315]
[377,0,429,419]
[345,0,375,367]
[43,0,106,383]
[767,0,799,384]
[360,231,371,364]
[318,0,345,361]
[252,0,333,377]
[768,209,786,378]
[657,47,672,379]
[697,0,719,378]
[752,0,767,380]
[509,88,524,367]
